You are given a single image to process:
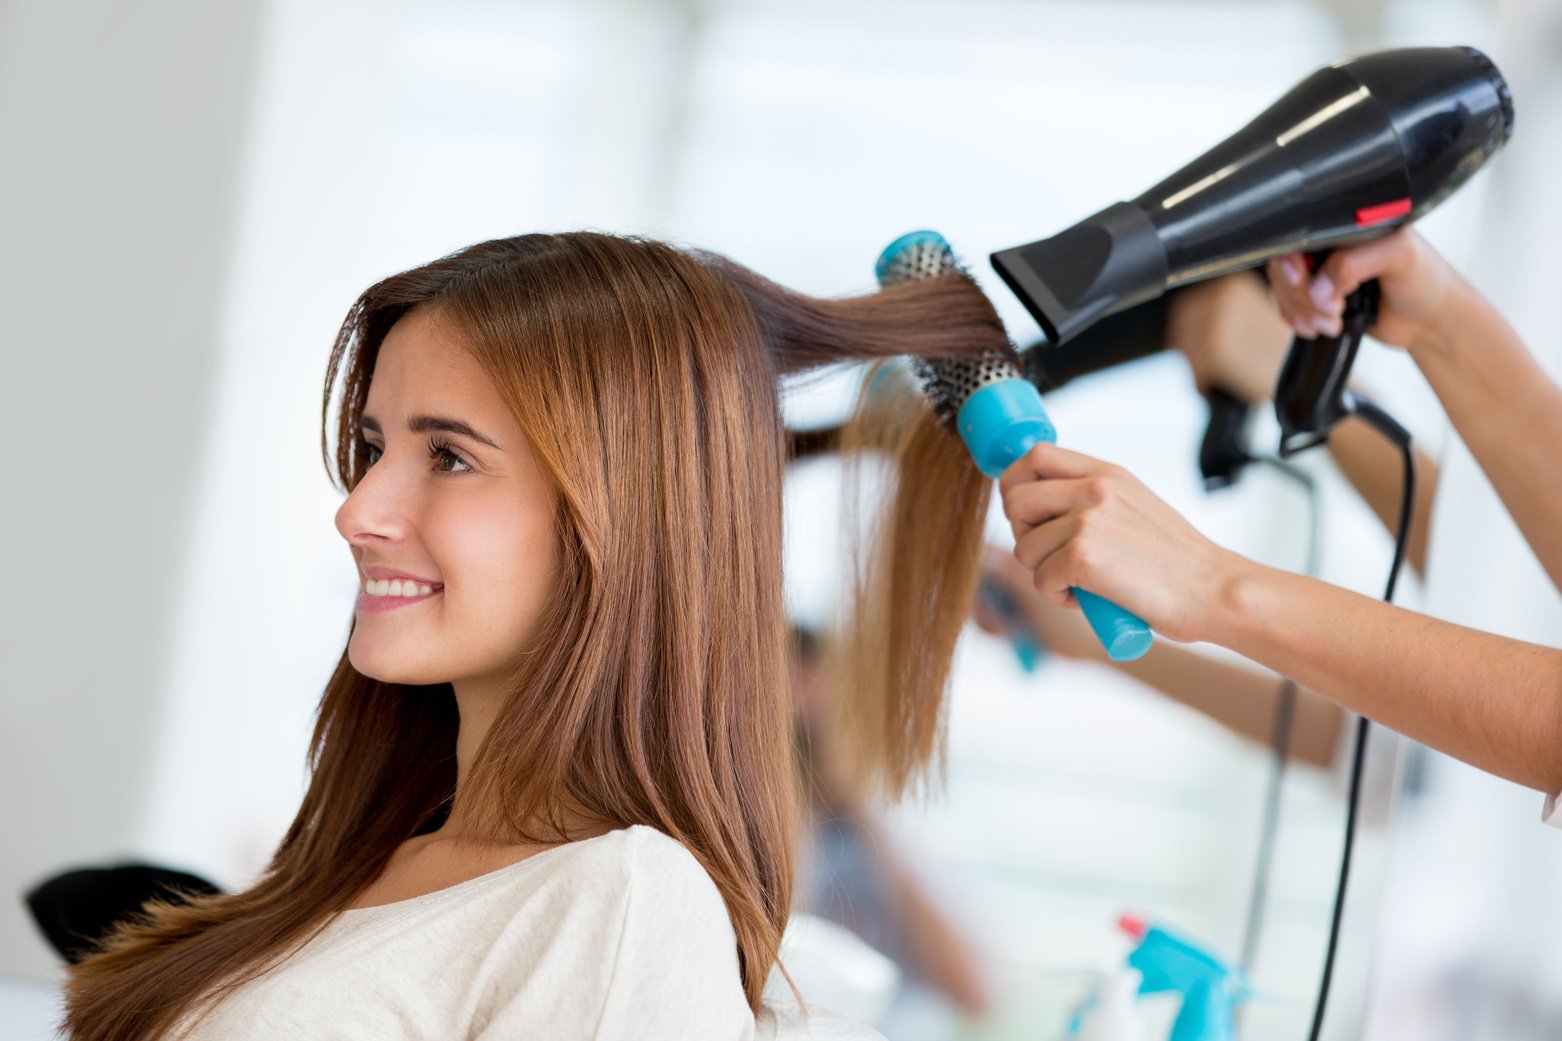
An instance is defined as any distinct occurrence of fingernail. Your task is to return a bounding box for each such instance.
[1309,274,1335,307]
[1295,317,1317,339]
[1318,316,1343,338]
[1280,257,1303,286]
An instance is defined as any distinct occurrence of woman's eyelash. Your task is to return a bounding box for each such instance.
[425,436,473,474]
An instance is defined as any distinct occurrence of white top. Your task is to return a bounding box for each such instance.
[170,825,874,1040]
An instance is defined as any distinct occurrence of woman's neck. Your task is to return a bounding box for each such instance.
[437,677,605,843]
[431,676,498,838]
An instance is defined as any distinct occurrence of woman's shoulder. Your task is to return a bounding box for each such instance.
[552,825,724,906]
[517,825,740,983]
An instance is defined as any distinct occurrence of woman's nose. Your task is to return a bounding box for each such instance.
[334,463,414,548]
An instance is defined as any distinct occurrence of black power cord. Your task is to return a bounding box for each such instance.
[1304,391,1416,1041]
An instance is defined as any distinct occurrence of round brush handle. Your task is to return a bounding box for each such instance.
[1075,589,1155,663]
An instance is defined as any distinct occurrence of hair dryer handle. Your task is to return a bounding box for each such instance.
[1274,276,1380,456]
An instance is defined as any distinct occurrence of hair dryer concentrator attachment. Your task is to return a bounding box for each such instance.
[875,230,1153,662]
[994,46,1513,345]
[1199,388,1255,490]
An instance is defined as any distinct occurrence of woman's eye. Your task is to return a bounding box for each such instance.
[352,435,472,475]
[426,438,473,475]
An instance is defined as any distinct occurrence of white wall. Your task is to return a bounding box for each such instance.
[0,0,269,982]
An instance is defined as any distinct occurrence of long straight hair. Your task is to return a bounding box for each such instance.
[62,232,1014,1040]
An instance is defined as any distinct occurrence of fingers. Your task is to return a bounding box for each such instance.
[1311,233,1414,315]
[1013,519,1083,609]
[997,444,1143,612]
[1268,254,1340,339]
[998,441,1115,497]
[1001,475,1110,543]
[1269,229,1418,340]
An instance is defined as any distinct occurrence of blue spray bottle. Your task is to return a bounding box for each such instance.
[1118,914,1249,1041]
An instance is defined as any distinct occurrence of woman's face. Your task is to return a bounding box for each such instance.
[335,306,560,689]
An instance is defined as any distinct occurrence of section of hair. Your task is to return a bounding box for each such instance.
[708,260,1010,376]
[836,360,993,797]
[713,259,1012,797]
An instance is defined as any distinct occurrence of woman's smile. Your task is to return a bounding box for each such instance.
[357,566,445,613]
[356,585,443,613]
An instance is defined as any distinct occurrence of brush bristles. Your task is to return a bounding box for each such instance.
[878,238,1024,432]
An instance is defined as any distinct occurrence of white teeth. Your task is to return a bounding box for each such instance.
[364,578,438,598]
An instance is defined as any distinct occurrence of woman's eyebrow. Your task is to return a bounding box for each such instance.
[359,414,503,451]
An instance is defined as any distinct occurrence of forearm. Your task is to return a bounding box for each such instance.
[1326,413,1437,577]
[1412,292,1562,592]
[1114,644,1342,768]
[1207,560,1562,793]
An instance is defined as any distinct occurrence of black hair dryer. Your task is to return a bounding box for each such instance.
[994,46,1513,452]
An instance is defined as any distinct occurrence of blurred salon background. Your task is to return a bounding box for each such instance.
[3,0,1561,1038]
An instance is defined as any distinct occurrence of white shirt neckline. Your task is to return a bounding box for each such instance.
[337,827,628,921]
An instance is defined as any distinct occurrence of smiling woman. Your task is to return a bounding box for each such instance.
[59,231,1013,1041]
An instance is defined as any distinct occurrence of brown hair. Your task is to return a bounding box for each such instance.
[62,232,1012,1040]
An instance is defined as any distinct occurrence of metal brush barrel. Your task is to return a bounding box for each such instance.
[876,232,1057,475]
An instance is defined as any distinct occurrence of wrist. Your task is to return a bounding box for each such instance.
[1200,551,1275,649]
[1407,276,1486,368]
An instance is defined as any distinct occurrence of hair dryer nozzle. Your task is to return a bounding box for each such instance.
[992,202,1169,344]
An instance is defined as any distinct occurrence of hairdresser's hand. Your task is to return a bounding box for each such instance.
[999,443,1249,644]
[1267,227,1476,358]
[973,545,1101,660]
[1168,272,1294,404]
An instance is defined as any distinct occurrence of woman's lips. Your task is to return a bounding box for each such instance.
[357,588,443,613]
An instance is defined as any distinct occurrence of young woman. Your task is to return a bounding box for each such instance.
[62,232,1009,1040]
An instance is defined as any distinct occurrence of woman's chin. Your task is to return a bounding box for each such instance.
[348,640,443,686]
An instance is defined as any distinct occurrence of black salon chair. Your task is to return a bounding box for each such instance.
[25,864,221,964]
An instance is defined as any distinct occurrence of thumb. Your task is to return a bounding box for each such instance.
[998,441,1110,496]
[1312,230,1416,310]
